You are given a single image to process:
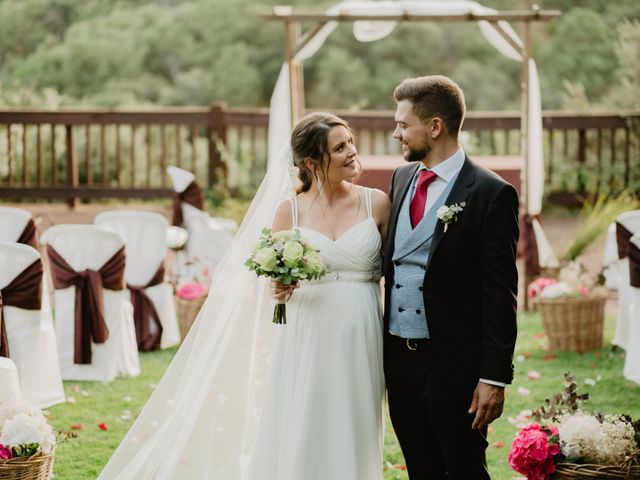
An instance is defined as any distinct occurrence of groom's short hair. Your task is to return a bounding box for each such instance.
[394,75,466,137]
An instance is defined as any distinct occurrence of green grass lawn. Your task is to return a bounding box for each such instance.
[48,312,640,479]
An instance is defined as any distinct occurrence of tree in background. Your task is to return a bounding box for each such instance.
[605,20,640,110]
[538,7,618,109]
[0,0,638,111]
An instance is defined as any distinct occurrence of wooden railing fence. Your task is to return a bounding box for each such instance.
[0,105,638,203]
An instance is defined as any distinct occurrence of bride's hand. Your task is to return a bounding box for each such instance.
[269,280,300,303]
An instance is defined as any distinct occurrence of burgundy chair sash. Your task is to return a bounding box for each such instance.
[172,180,204,226]
[616,222,633,260]
[128,263,165,351]
[518,213,541,277]
[47,245,125,365]
[17,218,38,249]
[0,259,43,358]
[629,242,640,288]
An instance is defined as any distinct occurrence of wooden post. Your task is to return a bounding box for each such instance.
[208,102,227,187]
[285,21,305,126]
[65,125,79,208]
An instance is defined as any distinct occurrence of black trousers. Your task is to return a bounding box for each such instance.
[384,333,491,480]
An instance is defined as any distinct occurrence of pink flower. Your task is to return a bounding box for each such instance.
[578,285,590,296]
[527,278,557,298]
[0,444,12,460]
[508,423,560,480]
[176,281,207,300]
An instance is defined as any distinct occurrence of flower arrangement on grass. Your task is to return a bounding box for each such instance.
[0,401,56,460]
[508,374,640,480]
[175,259,211,301]
[246,228,327,324]
[528,261,597,300]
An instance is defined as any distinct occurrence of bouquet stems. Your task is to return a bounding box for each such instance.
[273,302,287,324]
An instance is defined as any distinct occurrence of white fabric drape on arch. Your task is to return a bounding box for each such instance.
[269,0,557,267]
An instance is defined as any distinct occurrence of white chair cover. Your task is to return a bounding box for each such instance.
[167,165,238,234]
[0,207,31,242]
[45,225,140,382]
[612,210,640,349]
[624,233,640,384]
[167,166,237,284]
[0,357,22,404]
[0,242,64,409]
[0,206,55,333]
[94,211,180,349]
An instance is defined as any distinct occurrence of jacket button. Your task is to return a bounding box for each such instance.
[394,261,401,266]
[398,307,405,312]
[395,284,402,289]
[416,309,421,314]
[419,286,423,291]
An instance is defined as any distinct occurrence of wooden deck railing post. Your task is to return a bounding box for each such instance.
[208,102,227,188]
[65,124,79,208]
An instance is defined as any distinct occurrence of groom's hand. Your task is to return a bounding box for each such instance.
[468,382,505,430]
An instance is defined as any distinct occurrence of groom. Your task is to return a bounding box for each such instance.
[383,75,518,479]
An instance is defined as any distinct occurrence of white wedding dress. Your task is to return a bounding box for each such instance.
[98,174,385,479]
[246,191,385,480]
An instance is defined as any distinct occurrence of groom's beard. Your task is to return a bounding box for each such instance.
[404,145,430,163]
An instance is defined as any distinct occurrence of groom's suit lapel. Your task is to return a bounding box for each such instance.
[424,156,477,274]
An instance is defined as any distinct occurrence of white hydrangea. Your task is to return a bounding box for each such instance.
[557,413,636,465]
[0,401,27,431]
[598,415,637,464]
[539,281,574,298]
[0,404,56,454]
[558,413,604,461]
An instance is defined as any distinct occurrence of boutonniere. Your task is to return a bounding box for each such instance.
[436,202,466,233]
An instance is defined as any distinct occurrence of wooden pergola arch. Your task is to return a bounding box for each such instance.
[263,3,561,300]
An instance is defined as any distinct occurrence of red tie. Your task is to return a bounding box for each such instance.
[410,170,438,229]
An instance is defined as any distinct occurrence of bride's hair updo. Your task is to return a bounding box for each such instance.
[290,112,356,193]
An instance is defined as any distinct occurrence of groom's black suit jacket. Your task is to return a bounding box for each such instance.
[383,156,519,390]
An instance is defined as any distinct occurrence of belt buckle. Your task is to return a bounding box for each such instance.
[406,338,418,351]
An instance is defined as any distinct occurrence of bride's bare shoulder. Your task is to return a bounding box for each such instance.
[272,199,293,231]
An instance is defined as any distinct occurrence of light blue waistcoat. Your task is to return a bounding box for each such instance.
[388,173,458,338]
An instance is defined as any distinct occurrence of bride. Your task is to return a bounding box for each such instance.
[98,112,391,479]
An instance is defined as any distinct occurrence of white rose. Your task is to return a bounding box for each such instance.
[253,247,278,272]
[304,251,325,273]
[436,206,449,220]
[282,241,304,267]
[273,230,293,243]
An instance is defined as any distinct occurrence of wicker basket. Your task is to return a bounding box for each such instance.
[553,462,640,479]
[535,294,607,353]
[0,452,54,480]
[175,296,206,341]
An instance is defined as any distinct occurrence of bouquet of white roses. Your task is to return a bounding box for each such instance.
[245,228,327,324]
[0,401,56,459]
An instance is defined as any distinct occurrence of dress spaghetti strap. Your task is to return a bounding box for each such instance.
[289,196,299,228]
[365,187,373,219]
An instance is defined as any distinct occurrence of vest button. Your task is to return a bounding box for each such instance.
[394,261,401,266]
[398,307,405,312]
[419,286,423,291]
[416,309,421,314]
[395,284,402,289]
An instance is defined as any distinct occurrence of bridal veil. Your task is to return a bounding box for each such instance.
[99,127,295,479]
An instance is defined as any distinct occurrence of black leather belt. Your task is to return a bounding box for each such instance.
[388,333,430,351]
